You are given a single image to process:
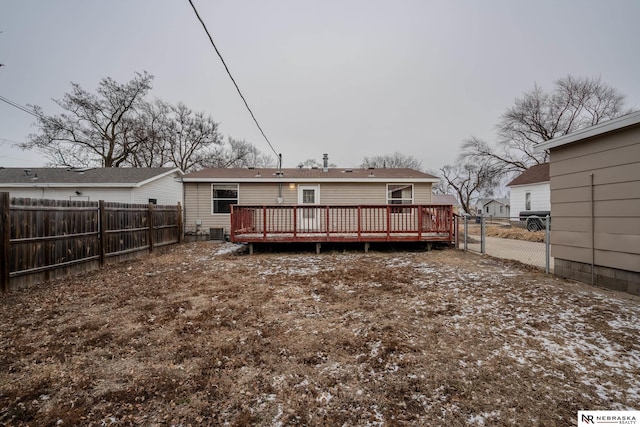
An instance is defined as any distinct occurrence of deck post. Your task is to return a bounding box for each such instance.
[364,242,370,253]
[249,243,254,255]
[293,206,297,238]
[315,243,321,254]
[417,206,423,240]
[0,192,10,292]
[386,205,391,241]
[262,206,267,240]
[326,206,330,239]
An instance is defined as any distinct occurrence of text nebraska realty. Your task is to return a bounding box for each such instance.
[582,414,637,424]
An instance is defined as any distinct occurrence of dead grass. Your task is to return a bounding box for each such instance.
[485,225,545,242]
[1,242,639,426]
[462,223,546,242]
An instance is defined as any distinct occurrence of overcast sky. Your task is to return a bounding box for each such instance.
[1,0,639,171]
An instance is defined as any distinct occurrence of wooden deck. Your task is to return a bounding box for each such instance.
[230,205,455,244]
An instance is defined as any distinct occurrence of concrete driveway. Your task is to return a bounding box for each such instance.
[463,236,552,271]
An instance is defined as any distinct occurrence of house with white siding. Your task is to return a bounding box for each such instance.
[507,163,550,216]
[0,167,183,205]
[475,198,510,217]
[536,111,640,295]
[182,166,440,237]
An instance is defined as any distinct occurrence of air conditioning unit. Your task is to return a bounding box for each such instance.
[209,227,225,241]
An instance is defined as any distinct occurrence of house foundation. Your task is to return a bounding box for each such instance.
[554,259,640,296]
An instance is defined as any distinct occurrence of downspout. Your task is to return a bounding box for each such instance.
[590,173,595,286]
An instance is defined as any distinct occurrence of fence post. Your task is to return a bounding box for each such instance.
[480,215,486,254]
[0,192,10,292]
[148,203,155,253]
[177,202,183,243]
[463,215,468,251]
[545,215,551,274]
[99,200,106,268]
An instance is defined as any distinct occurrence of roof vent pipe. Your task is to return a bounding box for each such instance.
[323,153,329,172]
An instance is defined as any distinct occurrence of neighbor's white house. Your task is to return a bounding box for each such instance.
[0,167,184,205]
[506,163,550,216]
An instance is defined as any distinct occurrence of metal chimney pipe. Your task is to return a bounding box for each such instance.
[323,153,329,172]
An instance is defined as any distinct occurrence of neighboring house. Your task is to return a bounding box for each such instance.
[536,110,640,295]
[475,198,510,217]
[507,163,550,216]
[182,167,440,236]
[0,167,184,205]
[432,194,460,215]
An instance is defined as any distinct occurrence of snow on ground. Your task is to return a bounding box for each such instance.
[2,241,638,425]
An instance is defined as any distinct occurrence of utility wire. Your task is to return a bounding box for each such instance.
[186,0,280,163]
[0,95,40,118]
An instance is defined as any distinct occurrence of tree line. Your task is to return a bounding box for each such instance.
[22,72,630,211]
[439,75,629,213]
[21,71,275,171]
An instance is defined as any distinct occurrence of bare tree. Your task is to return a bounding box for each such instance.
[204,137,275,168]
[23,72,154,167]
[129,99,173,168]
[462,75,629,176]
[439,160,500,215]
[163,103,223,171]
[298,157,337,168]
[361,152,423,170]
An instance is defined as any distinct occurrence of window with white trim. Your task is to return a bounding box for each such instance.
[525,192,531,211]
[387,184,413,204]
[212,184,238,214]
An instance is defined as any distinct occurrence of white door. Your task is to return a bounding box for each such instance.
[298,185,319,231]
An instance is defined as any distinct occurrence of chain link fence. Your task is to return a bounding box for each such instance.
[456,215,552,273]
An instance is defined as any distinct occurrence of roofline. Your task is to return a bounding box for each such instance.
[182,177,440,184]
[136,167,183,187]
[0,183,139,188]
[535,110,640,151]
[506,180,550,188]
[0,168,183,188]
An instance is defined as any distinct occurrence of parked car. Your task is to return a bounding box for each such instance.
[519,211,551,231]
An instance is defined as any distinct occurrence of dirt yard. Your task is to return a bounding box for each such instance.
[1,242,639,426]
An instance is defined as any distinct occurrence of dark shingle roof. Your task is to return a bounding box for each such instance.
[0,167,180,185]
[183,167,437,181]
[506,163,550,186]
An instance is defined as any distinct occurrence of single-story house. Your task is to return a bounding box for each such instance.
[475,198,510,217]
[507,163,550,216]
[536,110,640,295]
[432,194,460,215]
[181,166,446,243]
[0,167,184,205]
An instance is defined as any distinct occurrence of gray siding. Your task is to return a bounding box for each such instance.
[549,125,640,273]
[183,181,433,234]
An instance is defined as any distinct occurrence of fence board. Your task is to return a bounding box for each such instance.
[0,193,182,292]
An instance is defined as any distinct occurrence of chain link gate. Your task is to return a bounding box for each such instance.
[457,214,551,273]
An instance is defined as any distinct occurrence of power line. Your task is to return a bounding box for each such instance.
[0,95,40,118]
[186,0,280,163]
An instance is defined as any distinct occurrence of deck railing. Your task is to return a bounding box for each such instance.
[230,204,454,243]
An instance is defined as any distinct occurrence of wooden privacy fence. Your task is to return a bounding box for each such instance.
[0,192,183,292]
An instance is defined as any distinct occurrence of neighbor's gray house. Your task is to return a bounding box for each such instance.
[181,166,451,245]
[536,111,640,295]
[0,167,184,205]
[507,163,550,216]
[475,198,510,217]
